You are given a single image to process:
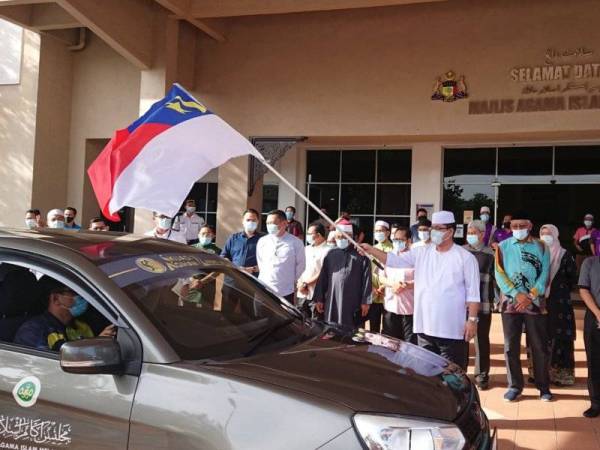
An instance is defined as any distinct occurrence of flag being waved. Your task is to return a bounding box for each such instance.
[88,83,263,221]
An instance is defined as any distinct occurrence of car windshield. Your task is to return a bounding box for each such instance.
[97,252,305,360]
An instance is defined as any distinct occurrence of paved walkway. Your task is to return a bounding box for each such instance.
[479,307,599,450]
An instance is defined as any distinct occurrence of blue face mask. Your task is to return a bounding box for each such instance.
[285,211,294,221]
[513,229,529,241]
[306,235,314,246]
[466,234,480,247]
[266,224,280,235]
[336,238,349,250]
[199,236,212,246]
[69,295,88,318]
[392,240,406,252]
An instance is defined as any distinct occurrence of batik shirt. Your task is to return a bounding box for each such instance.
[495,236,550,314]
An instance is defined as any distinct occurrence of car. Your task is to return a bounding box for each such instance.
[0,228,496,450]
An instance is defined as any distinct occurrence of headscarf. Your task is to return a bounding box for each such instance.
[540,224,566,293]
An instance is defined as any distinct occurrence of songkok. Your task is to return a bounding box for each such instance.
[375,220,390,229]
[512,210,530,221]
[47,209,64,221]
[480,206,491,213]
[468,220,486,233]
[336,219,354,234]
[432,211,455,225]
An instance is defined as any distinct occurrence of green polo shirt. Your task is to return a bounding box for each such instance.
[372,240,393,304]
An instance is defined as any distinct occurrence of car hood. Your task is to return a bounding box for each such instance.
[181,330,471,422]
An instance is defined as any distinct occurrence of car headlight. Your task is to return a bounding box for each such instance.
[353,414,466,450]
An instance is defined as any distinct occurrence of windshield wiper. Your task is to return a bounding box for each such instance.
[243,317,297,357]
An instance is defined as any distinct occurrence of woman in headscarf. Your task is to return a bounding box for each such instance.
[540,224,577,386]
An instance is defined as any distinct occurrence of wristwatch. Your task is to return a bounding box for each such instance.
[468,316,479,323]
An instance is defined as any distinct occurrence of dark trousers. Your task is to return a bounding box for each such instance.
[417,333,469,370]
[187,238,199,245]
[474,312,492,382]
[383,311,415,344]
[367,303,383,333]
[502,313,550,392]
[584,310,600,406]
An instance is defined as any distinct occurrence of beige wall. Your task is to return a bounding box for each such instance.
[30,34,73,216]
[0,28,39,227]
[67,33,141,225]
[195,0,600,138]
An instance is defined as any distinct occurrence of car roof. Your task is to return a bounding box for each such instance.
[0,228,219,265]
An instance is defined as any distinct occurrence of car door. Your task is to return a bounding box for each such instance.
[0,258,138,450]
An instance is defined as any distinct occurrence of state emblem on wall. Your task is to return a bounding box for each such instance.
[431,71,468,102]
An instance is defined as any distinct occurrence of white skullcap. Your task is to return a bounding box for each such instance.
[480,206,491,213]
[336,224,353,233]
[375,220,390,229]
[432,210,455,225]
[47,209,64,220]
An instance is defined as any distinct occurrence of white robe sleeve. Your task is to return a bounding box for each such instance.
[463,252,481,303]
[386,248,417,269]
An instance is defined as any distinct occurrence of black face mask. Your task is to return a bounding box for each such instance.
[65,217,74,223]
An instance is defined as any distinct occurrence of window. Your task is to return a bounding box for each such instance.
[183,182,218,228]
[0,19,23,85]
[306,149,412,243]
[261,184,279,230]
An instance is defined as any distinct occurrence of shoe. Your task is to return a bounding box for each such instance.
[476,379,490,391]
[504,389,521,402]
[584,406,600,418]
[540,391,553,402]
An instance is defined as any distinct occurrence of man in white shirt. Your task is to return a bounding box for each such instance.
[178,199,205,245]
[145,212,187,244]
[411,218,432,248]
[296,222,330,317]
[362,211,480,370]
[257,209,306,303]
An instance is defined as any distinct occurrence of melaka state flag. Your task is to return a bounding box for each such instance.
[87,83,263,221]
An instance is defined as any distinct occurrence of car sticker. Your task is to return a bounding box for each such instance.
[0,414,72,448]
[12,376,41,408]
[135,257,167,273]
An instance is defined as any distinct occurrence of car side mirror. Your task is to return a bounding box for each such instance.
[60,337,123,375]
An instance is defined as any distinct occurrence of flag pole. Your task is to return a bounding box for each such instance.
[257,158,384,270]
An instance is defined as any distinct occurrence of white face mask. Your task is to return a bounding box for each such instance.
[480,213,490,223]
[199,235,212,246]
[336,238,349,250]
[540,235,554,246]
[513,229,529,241]
[243,220,258,233]
[584,220,593,228]
[418,230,430,242]
[186,206,196,214]
[392,240,406,252]
[266,224,279,235]
[158,218,172,230]
[430,229,448,246]
[373,231,386,243]
[25,219,37,229]
[306,235,314,246]
[49,220,65,229]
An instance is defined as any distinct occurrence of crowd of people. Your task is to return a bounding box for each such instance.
[21,202,600,417]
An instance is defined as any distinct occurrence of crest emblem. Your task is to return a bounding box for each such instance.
[13,376,41,408]
[135,257,167,273]
[431,71,468,102]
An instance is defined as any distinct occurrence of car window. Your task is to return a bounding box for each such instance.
[0,262,112,353]
[98,253,305,360]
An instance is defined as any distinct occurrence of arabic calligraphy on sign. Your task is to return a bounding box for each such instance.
[0,415,71,447]
[545,47,593,65]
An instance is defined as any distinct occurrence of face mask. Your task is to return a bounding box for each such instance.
[540,235,554,246]
[336,238,349,250]
[69,295,88,318]
[418,230,430,241]
[306,235,314,246]
[285,211,294,221]
[585,220,593,228]
[186,206,196,214]
[50,220,65,229]
[392,240,406,252]
[266,224,280,235]
[243,220,258,233]
[199,236,212,246]
[158,218,172,229]
[466,234,480,247]
[373,232,386,243]
[480,213,490,223]
[65,216,74,224]
[25,219,37,229]
[430,229,448,246]
[513,229,529,241]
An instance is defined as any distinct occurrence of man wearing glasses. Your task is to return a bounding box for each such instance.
[362,211,480,370]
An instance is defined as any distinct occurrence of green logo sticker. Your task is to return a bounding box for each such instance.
[12,376,41,408]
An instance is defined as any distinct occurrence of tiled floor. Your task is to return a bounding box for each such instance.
[478,307,600,450]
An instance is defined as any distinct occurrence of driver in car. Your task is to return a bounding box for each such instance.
[13,286,116,351]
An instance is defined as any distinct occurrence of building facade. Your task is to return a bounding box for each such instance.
[1,0,599,248]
